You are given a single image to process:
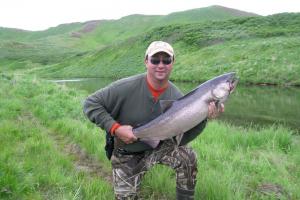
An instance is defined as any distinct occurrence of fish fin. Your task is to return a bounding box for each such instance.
[140,139,160,148]
[160,100,175,112]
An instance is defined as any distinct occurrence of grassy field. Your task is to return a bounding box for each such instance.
[1,73,299,199]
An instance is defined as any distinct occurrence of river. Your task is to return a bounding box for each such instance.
[51,77,300,133]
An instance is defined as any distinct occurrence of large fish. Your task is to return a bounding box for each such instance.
[132,72,238,148]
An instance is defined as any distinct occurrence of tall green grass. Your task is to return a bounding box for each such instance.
[193,122,298,199]
[0,75,114,199]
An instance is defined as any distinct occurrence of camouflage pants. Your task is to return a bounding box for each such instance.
[111,139,197,200]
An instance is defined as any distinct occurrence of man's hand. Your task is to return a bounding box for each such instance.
[114,125,137,144]
[208,102,224,119]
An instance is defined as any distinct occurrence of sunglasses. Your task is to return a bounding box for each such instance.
[150,57,173,65]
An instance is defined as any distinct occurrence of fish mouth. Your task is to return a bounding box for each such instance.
[229,76,239,93]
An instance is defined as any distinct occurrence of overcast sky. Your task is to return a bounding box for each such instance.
[1,0,299,31]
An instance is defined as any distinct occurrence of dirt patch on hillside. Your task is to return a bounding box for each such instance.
[70,20,101,38]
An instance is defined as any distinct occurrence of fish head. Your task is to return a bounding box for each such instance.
[211,72,238,101]
[211,82,230,100]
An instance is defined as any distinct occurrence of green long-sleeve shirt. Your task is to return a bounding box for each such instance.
[83,73,206,151]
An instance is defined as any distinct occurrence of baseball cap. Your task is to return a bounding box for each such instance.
[145,41,174,58]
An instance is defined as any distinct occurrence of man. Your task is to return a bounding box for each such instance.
[83,41,223,199]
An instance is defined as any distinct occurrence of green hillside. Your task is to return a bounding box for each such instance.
[0,23,87,66]
[0,27,31,41]
[83,5,258,44]
[66,5,258,49]
[35,13,300,85]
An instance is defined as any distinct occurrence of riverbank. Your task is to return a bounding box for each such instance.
[0,73,299,199]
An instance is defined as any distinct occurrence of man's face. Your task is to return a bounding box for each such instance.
[145,52,174,82]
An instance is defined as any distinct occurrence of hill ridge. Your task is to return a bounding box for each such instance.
[0,5,258,32]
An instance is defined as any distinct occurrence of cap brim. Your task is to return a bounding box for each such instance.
[148,48,174,57]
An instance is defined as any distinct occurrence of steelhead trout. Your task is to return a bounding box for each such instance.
[133,72,238,148]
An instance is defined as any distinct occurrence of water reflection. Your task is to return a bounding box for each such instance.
[53,78,300,133]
